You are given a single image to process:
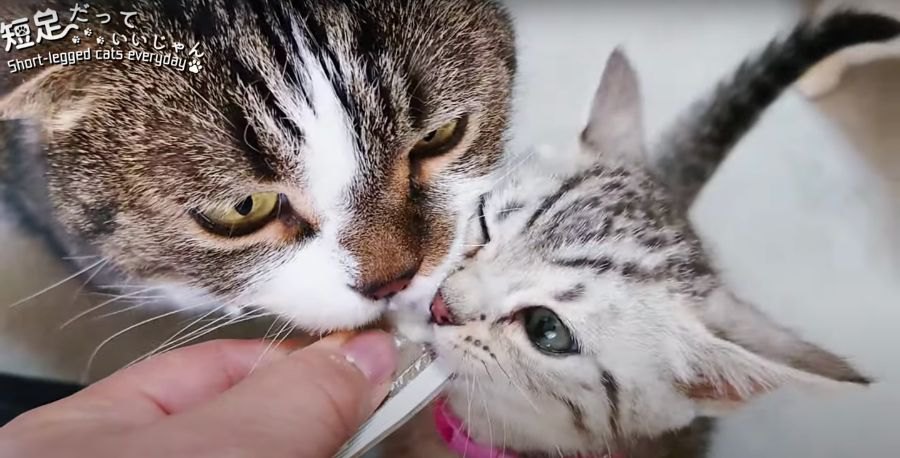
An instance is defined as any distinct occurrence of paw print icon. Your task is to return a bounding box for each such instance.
[84,29,93,37]
[188,60,203,74]
[96,36,105,45]
[72,36,81,45]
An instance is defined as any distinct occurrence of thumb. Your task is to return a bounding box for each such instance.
[153,331,398,458]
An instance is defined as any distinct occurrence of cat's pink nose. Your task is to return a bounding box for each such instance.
[430,292,460,326]
[363,276,413,301]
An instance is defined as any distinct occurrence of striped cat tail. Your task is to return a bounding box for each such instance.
[652,10,900,210]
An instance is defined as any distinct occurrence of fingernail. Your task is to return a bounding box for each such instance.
[341,331,398,384]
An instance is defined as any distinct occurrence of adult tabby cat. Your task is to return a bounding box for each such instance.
[386,11,899,458]
[0,0,515,332]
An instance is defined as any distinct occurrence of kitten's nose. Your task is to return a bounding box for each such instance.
[360,274,415,301]
[430,292,460,326]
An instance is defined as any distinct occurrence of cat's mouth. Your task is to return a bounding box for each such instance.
[429,291,462,326]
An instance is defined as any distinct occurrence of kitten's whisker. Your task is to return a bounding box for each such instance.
[510,381,541,414]
[493,359,513,380]
[59,287,156,329]
[475,374,495,453]
[601,432,614,458]
[464,368,475,458]
[8,258,107,309]
[494,359,541,414]
[477,358,495,383]
[501,397,510,451]
[499,206,526,215]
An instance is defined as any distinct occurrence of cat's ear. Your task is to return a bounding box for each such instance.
[579,48,646,165]
[681,289,869,414]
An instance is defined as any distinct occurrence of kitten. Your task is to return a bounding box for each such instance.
[797,1,900,98]
[386,11,899,458]
[0,0,516,333]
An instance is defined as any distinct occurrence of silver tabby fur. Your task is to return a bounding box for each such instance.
[388,10,900,458]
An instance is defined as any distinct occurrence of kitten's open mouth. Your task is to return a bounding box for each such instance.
[429,291,461,326]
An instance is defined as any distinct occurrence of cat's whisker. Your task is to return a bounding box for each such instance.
[59,287,157,330]
[96,295,166,302]
[8,258,107,309]
[82,305,206,382]
[96,284,162,290]
[248,315,289,367]
[141,300,239,360]
[65,258,110,309]
[126,301,234,364]
[128,307,270,369]
[62,255,102,261]
[133,316,226,365]
[248,317,295,375]
[261,315,283,340]
[91,299,162,320]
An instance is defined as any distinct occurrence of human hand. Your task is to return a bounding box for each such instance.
[0,331,399,458]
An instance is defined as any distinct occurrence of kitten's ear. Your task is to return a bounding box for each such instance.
[682,289,870,414]
[579,48,646,164]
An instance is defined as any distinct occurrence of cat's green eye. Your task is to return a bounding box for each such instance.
[191,192,281,237]
[411,117,467,159]
[520,307,579,355]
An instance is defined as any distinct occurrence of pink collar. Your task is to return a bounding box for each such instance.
[433,397,622,458]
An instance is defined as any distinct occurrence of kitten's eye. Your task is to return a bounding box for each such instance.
[191,192,281,237]
[411,116,467,159]
[520,307,579,355]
